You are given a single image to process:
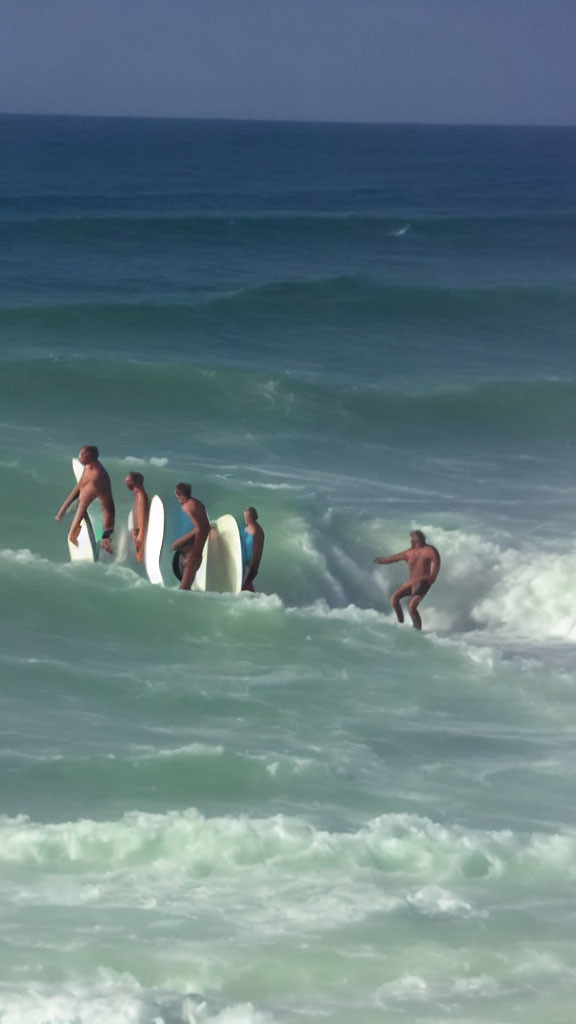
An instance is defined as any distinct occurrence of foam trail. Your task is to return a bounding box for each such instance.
[390,223,410,236]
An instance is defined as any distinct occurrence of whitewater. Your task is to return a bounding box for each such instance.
[1,115,576,1023]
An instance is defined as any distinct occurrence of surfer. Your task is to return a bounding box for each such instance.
[241,506,265,592]
[171,483,211,590]
[374,530,440,630]
[124,471,149,562]
[55,446,116,553]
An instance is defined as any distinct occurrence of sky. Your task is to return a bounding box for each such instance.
[1,0,575,125]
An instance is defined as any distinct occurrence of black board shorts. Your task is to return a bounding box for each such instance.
[412,580,431,598]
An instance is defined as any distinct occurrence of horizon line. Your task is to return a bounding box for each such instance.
[1,110,575,131]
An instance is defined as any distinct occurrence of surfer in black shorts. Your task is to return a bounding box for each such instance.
[412,579,431,598]
[374,530,440,630]
[55,445,116,553]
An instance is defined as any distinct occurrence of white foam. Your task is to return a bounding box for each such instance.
[0,549,144,592]
[0,547,51,567]
[259,754,315,778]
[289,599,384,624]
[243,480,302,491]
[0,983,274,1024]
[135,743,225,760]
[429,632,502,672]
[375,970,503,1008]
[2,809,575,891]
[473,543,576,641]
[227,592,284,615]
[376,974,429,1004]
[367,523,576,643]
[406,885,476,918]
[117,456,169,468]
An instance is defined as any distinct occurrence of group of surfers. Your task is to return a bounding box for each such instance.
[55,445,440,627]
[55,445,265,593]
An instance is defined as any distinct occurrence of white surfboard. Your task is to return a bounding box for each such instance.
[205,515,243,594]
[68,458,98,562]
[120,508,140,570]
[192,532,209,592]
[144,494,209,588]
[145,495,165,585]
[143,498,241,593]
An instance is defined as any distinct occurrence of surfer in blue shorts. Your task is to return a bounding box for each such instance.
[241,506,265,592]
[374,530,440,630]
[171,483,211,590]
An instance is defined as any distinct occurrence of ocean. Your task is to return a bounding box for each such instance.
[1,114,576,1024]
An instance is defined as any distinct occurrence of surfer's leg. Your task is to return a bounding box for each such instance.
[179,548,201,590]
[101,505,115,552]
[242,567,257,593]
[101,528,114,554]
[408,580,431,630]
[408,595,423,630]
[391,582,412,623]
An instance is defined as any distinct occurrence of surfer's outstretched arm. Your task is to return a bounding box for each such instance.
[55,484,80,522]
[374,549,409,565]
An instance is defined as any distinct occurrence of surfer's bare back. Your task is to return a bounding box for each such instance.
[55,446,116,552]
[374,529,440,630]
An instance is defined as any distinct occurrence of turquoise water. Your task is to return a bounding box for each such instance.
[1,115,576,1024]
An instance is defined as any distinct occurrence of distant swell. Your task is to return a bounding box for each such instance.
[3,207,576,239]
[0,358,574,444]
[1,280,575,339]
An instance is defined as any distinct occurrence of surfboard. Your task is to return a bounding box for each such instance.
[68,458,99,562]
[144,495,165,585]
[172,515,241,593]
[144,495,208,588]
[205,515,243,594]
[143,498,241,593]
[121,508,141,571]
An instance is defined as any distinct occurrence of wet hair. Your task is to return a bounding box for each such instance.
[175,482,192,499]
[126,471,144,488]
[83,445,99,459]
[245,506,258,520]
[410,529,426,543]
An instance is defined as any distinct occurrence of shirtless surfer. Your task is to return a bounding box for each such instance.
[374,530,440,630]
[170,483,211,590]
[55,445,116,553]
[241,506,265,592]
[124,471,149,562]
